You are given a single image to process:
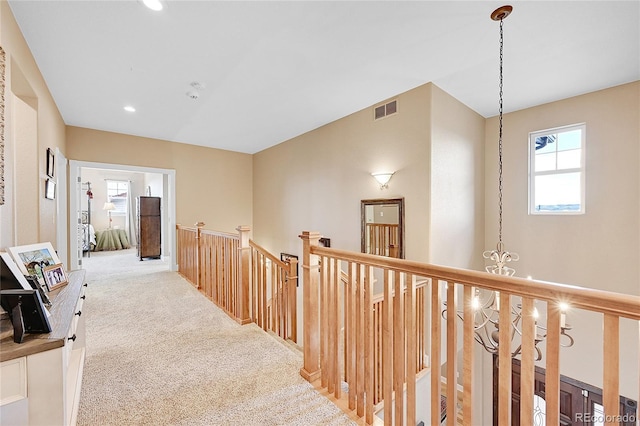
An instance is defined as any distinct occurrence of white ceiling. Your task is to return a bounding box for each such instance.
[8,1,639,154]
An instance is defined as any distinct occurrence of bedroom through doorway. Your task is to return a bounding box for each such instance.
[69,160,177,273]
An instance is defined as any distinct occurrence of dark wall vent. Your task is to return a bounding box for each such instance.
[374,100,397,120]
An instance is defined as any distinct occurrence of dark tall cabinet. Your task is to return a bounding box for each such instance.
[137,196,161,260]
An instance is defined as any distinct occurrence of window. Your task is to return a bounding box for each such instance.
[529,124,585,214]
[106,180,128,215]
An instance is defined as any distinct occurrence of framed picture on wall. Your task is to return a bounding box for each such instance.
[46,148,55,177]
[45,179,56,200]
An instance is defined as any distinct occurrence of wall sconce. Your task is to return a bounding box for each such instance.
[103,202,116,228]
[371,172,394,189]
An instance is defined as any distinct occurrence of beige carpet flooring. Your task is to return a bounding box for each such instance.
[77,248,354,426]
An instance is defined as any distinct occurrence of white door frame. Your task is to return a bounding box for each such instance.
[55,148,68,267]
[69,160,177,271]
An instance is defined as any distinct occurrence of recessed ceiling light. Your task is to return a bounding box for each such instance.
[142,0,163,11]
[124,105,136,112]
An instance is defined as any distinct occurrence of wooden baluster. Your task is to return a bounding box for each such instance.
[446,281,457,426]
[498,291,512,425]
[406,274,417,426]
[333,258,342,399]
[195,222,204,289]
[462,286,474,425]
[382,269,393,425]
[299,231,321,382]
[430,278,441,426]
[261,254,268,329]
[251,250,258,324]
[327,258,335,394]
[271,259,277,334]
[356,264,365,417]
[545,303,561,426]
[393,270,405,426]
[347,262,357,410]
[287,258,297,342]
[365,265,374,425]
[520,297,536,426]
[603,314,620,424]
[320,256,329,389]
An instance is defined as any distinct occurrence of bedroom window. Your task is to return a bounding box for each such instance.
[529,123,585,214]
[106,180,128,216]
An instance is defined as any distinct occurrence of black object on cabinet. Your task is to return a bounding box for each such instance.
[137,196,161,260]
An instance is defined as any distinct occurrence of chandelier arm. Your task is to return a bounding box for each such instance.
[560,330,575,347]
[475,333,498,354]
[535,346,543,361]
[474,312,495,330]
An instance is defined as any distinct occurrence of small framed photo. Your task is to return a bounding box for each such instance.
[46,148,55,178]
[45,179,56,200]
[43,263,67,291]
[7,242,62,286]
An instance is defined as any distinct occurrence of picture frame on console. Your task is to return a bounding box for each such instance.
[0,252,32,290]
[43,263,68,291]
[7,242,62,287]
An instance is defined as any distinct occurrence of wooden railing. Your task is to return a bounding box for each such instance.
[250,239,297,342]
[176,224,199,285]
[299,231,640,425]
[371,279,427,406]
[176,224,296,341]
[365,223,399,258]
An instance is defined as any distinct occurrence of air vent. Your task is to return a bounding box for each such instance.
[374,100,397,120]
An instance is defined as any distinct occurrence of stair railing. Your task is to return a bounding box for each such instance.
[176,224,296,340]
[299,230,640,426]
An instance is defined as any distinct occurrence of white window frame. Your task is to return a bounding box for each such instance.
[528,123,586,215]
[106,180,128,216]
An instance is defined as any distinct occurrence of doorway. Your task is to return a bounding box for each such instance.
[493,356,638,425]
[69,160,176,272]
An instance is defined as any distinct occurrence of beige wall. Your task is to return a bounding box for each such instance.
[483,81,640,402]
[252,84,434,264]
[430,84,486,270]
[1,1,67,249]
[66,126,253,234]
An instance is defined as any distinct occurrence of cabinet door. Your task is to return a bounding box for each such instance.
[139,197,160,216]
[139,216,161,258]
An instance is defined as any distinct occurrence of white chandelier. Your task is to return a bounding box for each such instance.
[446,5,574,361]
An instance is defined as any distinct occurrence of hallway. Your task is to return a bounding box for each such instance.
[77,249,354,425]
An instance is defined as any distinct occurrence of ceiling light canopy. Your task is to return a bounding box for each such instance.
[142,0,163,12]
[124,105,136,112]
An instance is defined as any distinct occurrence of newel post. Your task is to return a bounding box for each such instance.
[236,225,251,325]
[299,231,321,382]
[195,222,205,289]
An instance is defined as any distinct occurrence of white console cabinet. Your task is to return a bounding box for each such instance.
[1,269,87,426]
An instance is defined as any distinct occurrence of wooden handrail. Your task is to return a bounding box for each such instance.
[300,234,640,425]
[310,246,640,320]
[249,239,289,270]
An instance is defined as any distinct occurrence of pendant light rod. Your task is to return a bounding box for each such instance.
[493,5,511,248]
